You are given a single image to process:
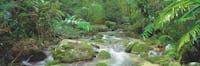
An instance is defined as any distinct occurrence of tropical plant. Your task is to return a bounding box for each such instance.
[141,0,200,61]
[53,16,92,32]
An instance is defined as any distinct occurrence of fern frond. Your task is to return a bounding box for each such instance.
[177,23,200,52]
[142,0,200,39]
[62,16,92,31]
[141,23,154,39]
[155,0,194,28]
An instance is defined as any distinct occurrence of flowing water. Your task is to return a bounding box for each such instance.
[22,34,136,66]
[96,44,134,66]
[97,34,133,66]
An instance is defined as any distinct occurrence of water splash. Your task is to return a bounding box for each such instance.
[97,44,134,66]
[22,50,54,66]
[102,34,122,40]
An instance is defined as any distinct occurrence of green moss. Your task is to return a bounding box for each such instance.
[96,62,107,66]
[62,52,77,62]
[97,51,111,59]
[131,42,150,52]
[45,60,61,66]
[52,39,95,62]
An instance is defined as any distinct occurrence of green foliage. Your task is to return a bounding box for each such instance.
[1,0,199,65]
[96,62,107,66]
[141,0,200,61]
[56,16,92,32]
[53,15,92,38]
[0,0,65,40]
[178,24,200,52]
[77,22,91,32]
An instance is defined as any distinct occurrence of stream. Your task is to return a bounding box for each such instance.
[65,35,134,66]
[95,44,134,66]
[22,33,158,66]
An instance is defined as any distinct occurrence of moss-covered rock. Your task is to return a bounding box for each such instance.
[125,39,151,53]
[125,41,135,53]
[131,42,150,53]
[92,34,104,42]
[52,39,95,62]
[96,62,107,66]
[146,56,171,66]
[97,51,111,59]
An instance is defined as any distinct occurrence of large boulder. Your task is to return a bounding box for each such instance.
[52,39,95,62]
[125,39,151,57]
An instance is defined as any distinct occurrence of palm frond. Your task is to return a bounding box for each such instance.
[155,0,194,28]
[142,0,200,39]
[177,22,200,52]
[58,16,92,32]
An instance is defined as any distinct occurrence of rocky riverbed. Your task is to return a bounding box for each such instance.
[21,31,162,66]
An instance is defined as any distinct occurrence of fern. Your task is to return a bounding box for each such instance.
[77,21,91,32]
[142,0,200,38]
[141,23,154,39]
[155,0,195,28]
[141,0,200,60]
[56,16,92,32]
[142,0,199,33]
[177,23,200,52]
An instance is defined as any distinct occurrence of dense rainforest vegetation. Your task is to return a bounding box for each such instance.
[0,0,200,66]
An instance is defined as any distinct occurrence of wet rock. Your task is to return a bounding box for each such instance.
[91,34,104,42]
[10,38,46,63]
[90,42,100,49]
[52,39,95,62]
[148,50,163,57]
[97,51,111,59]
[125,41,135,53]
[125,41,151,58]
[188,62,200,66]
